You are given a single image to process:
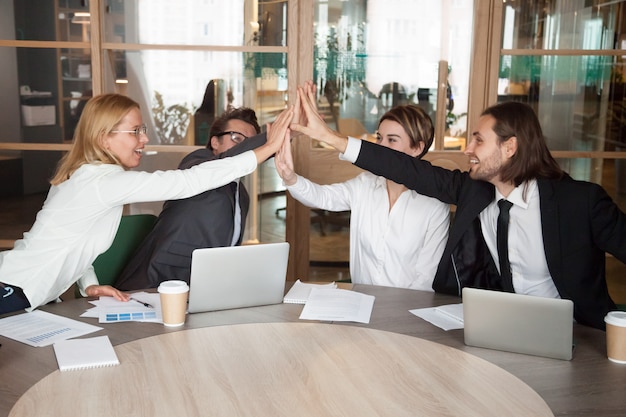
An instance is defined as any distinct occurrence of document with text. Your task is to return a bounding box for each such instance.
[0,310,102,347]
[299,288,375,323]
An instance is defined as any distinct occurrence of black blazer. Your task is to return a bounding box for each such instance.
[114,133,267,291]
[355,140,626,329]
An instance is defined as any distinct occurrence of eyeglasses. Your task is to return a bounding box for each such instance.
[215,131,248,144]
[110,124,148,138]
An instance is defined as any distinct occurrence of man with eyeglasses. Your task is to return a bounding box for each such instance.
[114,107,264,290]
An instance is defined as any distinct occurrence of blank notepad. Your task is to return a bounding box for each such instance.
[53,335,120,371]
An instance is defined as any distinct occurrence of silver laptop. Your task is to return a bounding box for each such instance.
[462,287,574,360]
[187,242,289,313]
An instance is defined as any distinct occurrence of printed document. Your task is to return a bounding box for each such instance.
[0,310,102,347]
[299,288,375,323]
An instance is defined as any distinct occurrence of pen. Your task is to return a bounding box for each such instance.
[131,297,154,309]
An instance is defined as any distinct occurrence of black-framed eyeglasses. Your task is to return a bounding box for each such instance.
[110,124,148,138]
[215,131,247,144]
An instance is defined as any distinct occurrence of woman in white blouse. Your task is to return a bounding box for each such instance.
[276,101,449,290]
[0,94,291,314]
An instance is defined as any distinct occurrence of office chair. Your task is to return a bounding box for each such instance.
[91,214,157,287]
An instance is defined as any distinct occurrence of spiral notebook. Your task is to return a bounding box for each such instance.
[53,335,120,371]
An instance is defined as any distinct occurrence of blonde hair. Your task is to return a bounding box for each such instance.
[50,94,140,185]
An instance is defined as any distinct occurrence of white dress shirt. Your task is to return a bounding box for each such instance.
[0,151,257,310]
[286,172,449,290]
[479,180,560,298]
[340,137,559,298]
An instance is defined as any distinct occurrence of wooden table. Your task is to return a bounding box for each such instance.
[1,285,625,416]
[9,323,552,416]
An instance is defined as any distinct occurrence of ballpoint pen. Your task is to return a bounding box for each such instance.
[131,297,154,309]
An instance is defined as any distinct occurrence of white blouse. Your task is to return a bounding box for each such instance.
[287,172,449,290]
[0,151,257,309]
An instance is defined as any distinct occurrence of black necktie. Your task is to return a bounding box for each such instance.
[497,199,514,292]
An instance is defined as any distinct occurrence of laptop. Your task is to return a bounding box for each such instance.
[187,242,290,313]
[462,287,574,360]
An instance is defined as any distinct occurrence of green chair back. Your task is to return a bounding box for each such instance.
[92,214,157,286]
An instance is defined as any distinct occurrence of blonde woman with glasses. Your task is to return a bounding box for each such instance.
[0,94,291,315]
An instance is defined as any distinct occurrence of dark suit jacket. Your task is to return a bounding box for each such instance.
[355,140,626,329]
[114,133,267,291]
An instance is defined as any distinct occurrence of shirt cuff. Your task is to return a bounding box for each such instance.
[339,137,363,163]
[77,266,100,296]
[284,175,303,191]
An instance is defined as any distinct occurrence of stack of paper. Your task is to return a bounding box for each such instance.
[299,287,375,324]
[284,280,375,324]
[283,279,337,304]
[410,303,464,331]
[80,292,162,323]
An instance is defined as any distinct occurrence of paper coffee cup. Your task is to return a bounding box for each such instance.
[605,311,626,364]
[158,280,189,327]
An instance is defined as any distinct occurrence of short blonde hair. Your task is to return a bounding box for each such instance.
[50,94,140,185]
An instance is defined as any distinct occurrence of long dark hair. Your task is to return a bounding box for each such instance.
[481,101,565,186]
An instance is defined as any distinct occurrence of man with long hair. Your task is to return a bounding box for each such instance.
[291,82,626,330]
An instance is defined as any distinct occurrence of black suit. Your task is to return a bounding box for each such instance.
[355,140,626,329]
[114,133,267,291]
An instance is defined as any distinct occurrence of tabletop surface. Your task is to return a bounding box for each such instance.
[9,323,553,417]
[1,284,625,416]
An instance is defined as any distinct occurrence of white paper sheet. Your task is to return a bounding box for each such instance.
[0,310,103,347]
[299,288,375,323]
[80,292,162,323]
[283,279,337,304]
[410,303,464,331]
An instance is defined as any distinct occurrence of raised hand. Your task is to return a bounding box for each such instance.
[292,80,317,130]
[275,128,297,186]
[290,82,348,153]
[254,106,294,163]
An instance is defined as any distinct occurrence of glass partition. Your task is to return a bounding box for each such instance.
[501,0,621,51]
[102,0,288,47]
[312,0,474,150]
[500,0,626,188]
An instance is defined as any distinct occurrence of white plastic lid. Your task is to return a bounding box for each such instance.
[157,280,189,294]
[604,311,626,327]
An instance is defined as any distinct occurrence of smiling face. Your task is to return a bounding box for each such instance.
[464,114,511,185]
[210,119,258,155]
[376,119,424,157]
[103,108,149,168]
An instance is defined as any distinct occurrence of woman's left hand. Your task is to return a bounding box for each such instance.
[85,285,130,302]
